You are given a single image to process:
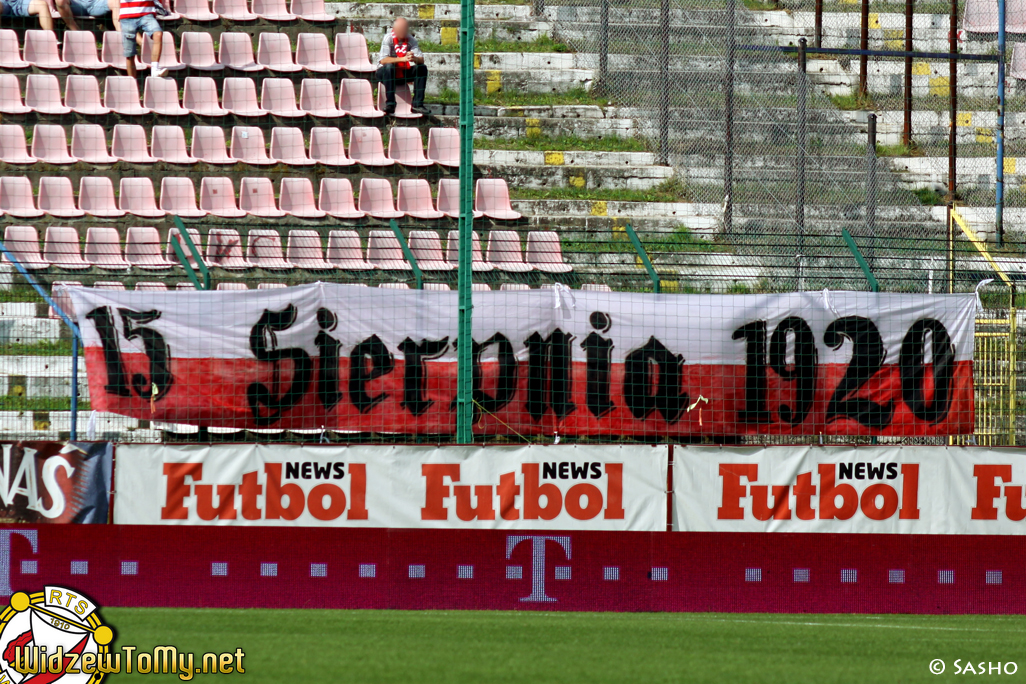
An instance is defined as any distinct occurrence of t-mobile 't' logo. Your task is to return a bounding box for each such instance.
[0,529,37,596]
[506,535,571,603]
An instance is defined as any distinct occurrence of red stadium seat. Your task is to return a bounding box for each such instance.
[246,229,292,269]
[339,79,383,118]
[192,125,233,164]
[239,177,286,218]
[287,230,331,269]
[0,125,34,164]
[526,231,572,273]
[222,77,266,116]
[486,231,533,272]
[200,177,246,218]
[318,178,363,218]
[0,30,29,69]
[144,76,189,115]
[214,0,257,20]
[408,230,452,271]
[23,30,68,69]
[44,227,90,269]
[326,230,373,270]
[126,226,175,269]
[366,230,411,270]
[65,74,110,115]
[0,74,30,114]
[260,78,304,117]
[219,32,262,70]
[397,179,444,220]
[84,227,130,269]
[300,78,343,117]
[180,32,223,71]
[206,228,250,269]
[103,76,149,115]
[427,127,460,167]
[334,33,376,73]
[270,127,313,165]
[2,226,47,269]
[257,33,300,72]
[79,177,126,218]
[257,282,287,289]
[70,124,116,163]
[296,33,340,73]
[358,178,402,219]
[437,178,482,218]
[62,30,106,70]
[230,126,273,165]
[389,127,432,167]
[151,126,197,163]
[38,177,84,218]
[120,178,165,218]
[309,127,353,165]
[25,74,71,115]
[183,77,229,116]
[475,179,522,220]
[423,283,450,290]
[279,178,324,218]
[348,126,393,166]
[111,124,156,163]
[30,125,73,164]
[379,282,409,289]
[0,177,44,218]
[160,177,207,218]
[94,282,127,290]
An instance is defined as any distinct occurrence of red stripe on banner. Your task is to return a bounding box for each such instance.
[83,350,974,436]
[2,526,1024,614]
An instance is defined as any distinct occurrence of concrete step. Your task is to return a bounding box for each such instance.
[0,356,87,400]
[0,410,157,441]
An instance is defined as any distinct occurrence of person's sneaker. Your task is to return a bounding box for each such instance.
[382,103,396,115]
[410,104,431,115]
[152,65,168,78]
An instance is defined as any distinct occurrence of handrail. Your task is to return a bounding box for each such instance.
[623,223,660,293]
[171,217,211,290]
[840,229,879,292]
[389,220,424,290]
[950,207,1013,287]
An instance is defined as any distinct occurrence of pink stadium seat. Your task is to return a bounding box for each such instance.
[50,281,80,318]
[144,76,189,115]
[389,127,432,167]
[65,74,111,115]
[366,231,412,270]
[437,178,483,219]
[62,31,106,69]
[31,125,73,164]
[239,177,286,218]
[326,230,373,270]
[427,128,460,167]
[120,178,165,218]
[279,177,324,217]
[219,32,262,70]
[258,282,286,289]
[205,228,250,268]
[0,30,29,69]
[0,125,34,164]
[287,230,331,269]
[104,76,149,115]
[380,283,409,289]
[151,126,197,163]
[526,231,572,273]
[472,283,491,291]
[252,0,296,20]
[176,282,197,289]
[582,283,612,292]
[175,0,218,21]
[94,282,127,290]
[1013,44,1026,79]
[25,74,71,115]
[376,83,421,119]
[964,0,998,31]
[166,226,203,266]
[486,231,532,272]
[0,177,44,218]
[290,0,332,20]
[200,177,246,218]
[246,229,292,269]
[44,227,90,269]
[222,77,266,116]
[296,33,340,72]
[139,33,183,72]
[500,283,530,291]
[183,77,229,116]
[2,226,47,270]
[1010,0,1026,32]
[111,124,156,163]
[397,179,444,220]
[192,125,233,164]
[126,226,174,269]
[299,79,343,117]
[340,79,384,118]
[79,177,126,218]
[216,282,248,290]
[358,178,402,219]
[423,283,450,291]
[349,126,393,166]
[408,230,452,271]
[230,126,273,165]
[70,124,116,163]
[84,227,130,269]
[160,177,207,218]
[449,232,495,270]
[260,78,304,117]
[269,127,313,165]
[309,127,353,165]
[38,177,84,218]
[0,74,30,114]
[214,0,257,20]
[476,179,522,220]
[334,33,376,73]
[136,282,168,291]
[23,30,69,69]
[101,31,128,69]
[180,32,223,71]
[319,178,364,218]
[257,33,300,72]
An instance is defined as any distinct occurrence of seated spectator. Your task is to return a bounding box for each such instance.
[0,0,57,30]
[377,17,429,115]
[56,0,119,31]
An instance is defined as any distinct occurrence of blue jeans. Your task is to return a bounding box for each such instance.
[121,13,161,58]
[69,0,109,15]
[1,0,32,17]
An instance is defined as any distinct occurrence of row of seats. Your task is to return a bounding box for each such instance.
[0,176,520,220]
[0,30,375,77]
[0,74,409,119]
[0,123,458,167]
[7,225,571,272]
[964,0,1026,33]
[172,0,336,22]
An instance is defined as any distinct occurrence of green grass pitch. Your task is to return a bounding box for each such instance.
[103,608,1026,683]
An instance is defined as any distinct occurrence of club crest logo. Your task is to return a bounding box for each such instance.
[0,587,113,684]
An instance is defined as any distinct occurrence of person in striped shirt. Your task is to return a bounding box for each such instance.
[119,0,163,77]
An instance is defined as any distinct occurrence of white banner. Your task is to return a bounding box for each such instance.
[673,445,1026,534]
[115,443,668,530]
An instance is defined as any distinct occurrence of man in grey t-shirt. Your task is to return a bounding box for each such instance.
[377,17,429,115]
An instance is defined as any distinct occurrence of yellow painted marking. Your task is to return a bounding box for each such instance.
[912,61,930,76]
[525,118,542,138]
[928,76,950,96]
[473,54,482,69]
[417,4,435,19]
[868,12,880,29]
[976,127,995,144]
[1005,157,1017,174]
[440,26,458,45]
[544,151,565,165]
[485,70,502,94]
[568,173,586,188]
[956,111,972,127]
[611,222,627,240]
[590,200,608,216]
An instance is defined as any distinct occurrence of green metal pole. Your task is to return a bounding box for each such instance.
[456,0,476,443]
[840,228,880,292]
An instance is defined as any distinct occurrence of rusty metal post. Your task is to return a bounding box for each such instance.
[903,0,914,146]
[860,0,869,96]
[949,0,958,200]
